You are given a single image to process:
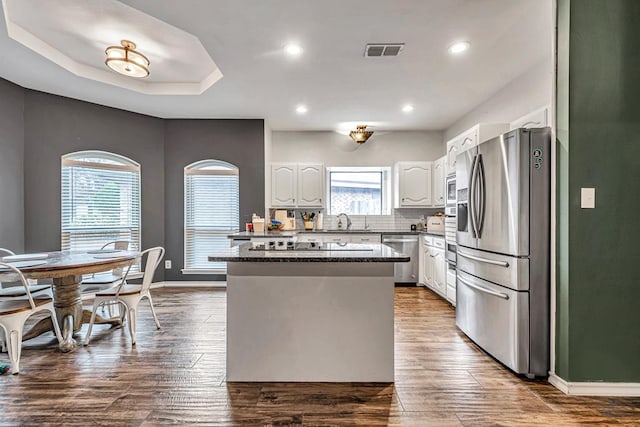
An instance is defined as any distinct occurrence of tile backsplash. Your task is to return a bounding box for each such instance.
[271,208,444,231]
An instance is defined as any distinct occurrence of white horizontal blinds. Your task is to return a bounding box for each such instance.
[185,160,239,271]
[61,151,141,270]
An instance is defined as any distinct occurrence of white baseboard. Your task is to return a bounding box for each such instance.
[549,374,640,396]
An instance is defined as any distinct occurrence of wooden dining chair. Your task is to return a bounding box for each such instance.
[0,262,62,374]
[84,247,164,346]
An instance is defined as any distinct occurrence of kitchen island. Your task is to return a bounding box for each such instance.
[209,242,409,382]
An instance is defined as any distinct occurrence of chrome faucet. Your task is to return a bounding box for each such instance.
[337,213,352,230]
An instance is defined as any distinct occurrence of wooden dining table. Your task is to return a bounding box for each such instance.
[3,250,139,352]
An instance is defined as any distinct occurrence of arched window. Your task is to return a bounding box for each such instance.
[184,159,239,272]
[61,151,141,254]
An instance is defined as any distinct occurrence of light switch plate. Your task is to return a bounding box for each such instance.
[581,188,595,209]
[165,260,172,269]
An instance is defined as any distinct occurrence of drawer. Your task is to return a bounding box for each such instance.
[433,238,445,249]
[422,235,434,246]
[325,235,349,243]
[350,234,381,244]
[456,270,529,373]
[296,234,323,243]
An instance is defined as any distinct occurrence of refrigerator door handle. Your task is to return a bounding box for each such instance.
[458,275,510,300]
[457,249,510,267]
[476,154,486,238]
[468,154,479,238]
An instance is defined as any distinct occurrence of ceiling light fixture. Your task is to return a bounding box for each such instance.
[349,125,374,144]
[296,105,308,114]
[402,105,414,113]
[448,41,470,55]
[105,40,150,78]
[285,43,303,56]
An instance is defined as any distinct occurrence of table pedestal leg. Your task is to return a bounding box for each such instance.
[52,274,83,353]
[22,274,123,349]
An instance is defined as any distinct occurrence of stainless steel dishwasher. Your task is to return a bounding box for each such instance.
[382,234,419,284]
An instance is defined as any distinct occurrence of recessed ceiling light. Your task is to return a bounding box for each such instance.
[296,105,308,114]
[285,44,303,56]
[402,105,414,113]
[448,41,470,54]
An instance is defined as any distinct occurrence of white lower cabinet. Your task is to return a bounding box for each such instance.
[420,235,447,299]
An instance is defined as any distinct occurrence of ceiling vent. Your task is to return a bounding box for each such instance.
[364,43,404,57]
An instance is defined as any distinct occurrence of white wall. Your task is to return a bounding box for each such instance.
[271,130,444,166]
[444,57,554,141]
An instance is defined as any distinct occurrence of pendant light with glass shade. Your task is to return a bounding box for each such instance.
[105,40,150,78]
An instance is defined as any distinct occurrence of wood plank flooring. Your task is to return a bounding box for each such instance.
[1,287,639,426]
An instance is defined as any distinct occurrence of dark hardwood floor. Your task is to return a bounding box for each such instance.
[1,287,639,426]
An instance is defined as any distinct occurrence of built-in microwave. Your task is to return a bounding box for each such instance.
[446,175,456,206]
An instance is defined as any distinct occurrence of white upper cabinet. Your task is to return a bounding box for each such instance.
[432,156,446,207]
[271,163,325,207]
[445,123,509,176]
[395,162,432,207]
[510,106,550,130]
[446,138,459,175]
[458,127,478,152]
[297,163,324,207]
[271,163,297,206]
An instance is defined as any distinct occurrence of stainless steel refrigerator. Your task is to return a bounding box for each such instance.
[455,127,550,377]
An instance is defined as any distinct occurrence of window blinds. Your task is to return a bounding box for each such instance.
[61,155,141,258]
[184,165,239,272]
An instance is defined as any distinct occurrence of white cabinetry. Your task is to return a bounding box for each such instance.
[271,163,324,207]
[419,235,446,298]
[271,163,297,206]
[297,164,324,207]
[432,156,445,207]
[446,139,459,175]
[445,123,509,176]
[432,248,446,296]
[510,106,550,130]
[395,162,432,207]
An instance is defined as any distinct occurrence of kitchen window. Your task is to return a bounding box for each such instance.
[61,151,141,258]
[327,167,391,215]
[184,159,239,273]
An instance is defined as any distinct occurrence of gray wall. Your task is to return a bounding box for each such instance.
[23,90,166,279]
[0,79,25,252]
[164,119,265,281]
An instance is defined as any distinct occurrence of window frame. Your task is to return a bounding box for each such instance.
[183,159,240,275]
[60,150,141,267]
[326,166,392,216]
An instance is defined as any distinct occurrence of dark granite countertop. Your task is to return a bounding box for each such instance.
[208,242,410,263]
[228,230,445,238]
